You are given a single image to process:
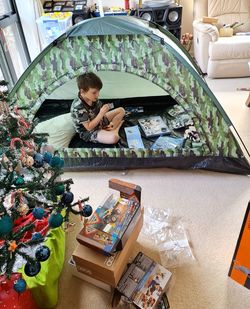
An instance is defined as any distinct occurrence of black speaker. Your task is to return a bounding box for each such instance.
[163,4,182,28]
[137,4,182,39]
[72,7,91,25]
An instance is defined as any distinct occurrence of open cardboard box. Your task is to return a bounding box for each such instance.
[219,27,233,37]
[202,16,218,24]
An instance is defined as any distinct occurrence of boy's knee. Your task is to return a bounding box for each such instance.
[118,107,125,117]
[111,134,120,144]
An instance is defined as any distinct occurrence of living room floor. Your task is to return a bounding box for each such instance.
[57,76,250,309]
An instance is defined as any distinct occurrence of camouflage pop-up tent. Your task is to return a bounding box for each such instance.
[9,16,250,174]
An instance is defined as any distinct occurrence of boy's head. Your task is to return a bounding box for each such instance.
[77,72,103,102]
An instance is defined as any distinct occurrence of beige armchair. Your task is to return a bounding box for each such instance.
[193,0,250,78]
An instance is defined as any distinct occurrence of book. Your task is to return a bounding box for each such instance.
[76,179,141,256]
[125,125,145,149]
[117,252,172,309]
[138,116,170,138]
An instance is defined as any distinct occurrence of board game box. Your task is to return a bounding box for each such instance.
[73,209,143,287]
[117,252,172,309]
[138,116,171,138]
[76,179,141,256]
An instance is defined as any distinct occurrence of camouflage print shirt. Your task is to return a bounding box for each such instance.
[70,95,103,142]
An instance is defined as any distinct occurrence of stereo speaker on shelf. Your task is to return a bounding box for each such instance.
[72,8,91,25]
[137,4,182,39]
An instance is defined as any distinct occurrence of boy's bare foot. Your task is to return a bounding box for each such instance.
[105,120,124,131]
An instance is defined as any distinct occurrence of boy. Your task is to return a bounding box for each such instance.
[71,72,125,144]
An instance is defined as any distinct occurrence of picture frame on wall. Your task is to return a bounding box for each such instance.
[44,1,53,8]
[53,5,63,11]
[54,1,65,5]
[75,4,83,10]
[66,1,74,6]
[62,6,74,11]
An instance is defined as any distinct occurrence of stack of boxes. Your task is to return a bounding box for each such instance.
[72,178,143,289]
[72,178,172,308]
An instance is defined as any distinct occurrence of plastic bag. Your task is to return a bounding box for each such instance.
[141,207,196,268]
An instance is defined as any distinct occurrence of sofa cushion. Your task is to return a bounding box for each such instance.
[33,113,75,149]
[208,0,250,32]
[209,35,250,60]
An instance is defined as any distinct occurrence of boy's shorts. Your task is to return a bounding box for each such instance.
[89,130,99,143]
[79,129,99,143]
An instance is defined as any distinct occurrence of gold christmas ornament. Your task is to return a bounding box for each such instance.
[26,156,34,167]
[17,203,29,216]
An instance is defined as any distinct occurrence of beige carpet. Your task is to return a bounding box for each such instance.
[56,77,250,309]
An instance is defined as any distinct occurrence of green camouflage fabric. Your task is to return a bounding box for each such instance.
[9,33,246,162]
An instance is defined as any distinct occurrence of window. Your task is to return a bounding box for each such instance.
[0,0,30,86]
[0,0,12,15]
[0,66,4,80]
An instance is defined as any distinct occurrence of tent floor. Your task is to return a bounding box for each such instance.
[68,113,175,149]
[36,95,183,149]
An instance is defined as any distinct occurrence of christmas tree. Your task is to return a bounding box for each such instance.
[0,80,92,304]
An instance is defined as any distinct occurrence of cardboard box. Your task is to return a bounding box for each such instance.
[201,16,218,24]
[76,178,141,256]
[219,27,233,37]
[68,257,112,292]
[73,210,143,287]
[117,252,172,309]
[228,201,250,288]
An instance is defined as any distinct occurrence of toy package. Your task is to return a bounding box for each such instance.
[228,201,250,288]
[77,179,141,256]
[117,252,172,309]
[150,136,184,150]
[125,125,145,149]
[138,116,171,138]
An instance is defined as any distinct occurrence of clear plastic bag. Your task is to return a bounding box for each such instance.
[141,207,196,268]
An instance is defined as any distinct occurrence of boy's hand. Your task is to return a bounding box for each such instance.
[100,104,109,115]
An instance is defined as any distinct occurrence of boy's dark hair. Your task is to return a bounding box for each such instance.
[77,72,103,91]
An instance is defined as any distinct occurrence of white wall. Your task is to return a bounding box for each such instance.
[181,0,193,34]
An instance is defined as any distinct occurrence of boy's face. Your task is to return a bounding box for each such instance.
[80,87,100,103]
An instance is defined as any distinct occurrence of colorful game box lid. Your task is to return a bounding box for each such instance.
[76,179,141,255]
[117,252,172,309]
[138,116,171,138]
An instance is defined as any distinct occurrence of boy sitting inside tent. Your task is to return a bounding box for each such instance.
[71,72,125,144]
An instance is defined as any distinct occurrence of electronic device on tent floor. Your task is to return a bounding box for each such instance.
[76,179,141,256]
[43,1,91,24]
[228,201,250,289]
